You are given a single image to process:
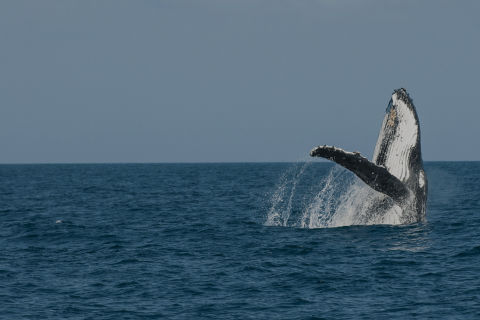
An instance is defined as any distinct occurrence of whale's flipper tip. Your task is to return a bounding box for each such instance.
[310,145,342,159]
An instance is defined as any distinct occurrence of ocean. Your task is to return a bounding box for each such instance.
[0,162,479,319]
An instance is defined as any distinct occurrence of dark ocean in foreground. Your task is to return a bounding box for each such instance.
[1,162,479,319]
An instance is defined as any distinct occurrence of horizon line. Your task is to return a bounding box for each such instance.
[0,160,479,165]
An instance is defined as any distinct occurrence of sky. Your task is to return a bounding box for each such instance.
[1,0,479,163]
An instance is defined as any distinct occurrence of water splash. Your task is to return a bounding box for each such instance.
[265,162,311,227]
[266,163,405,228]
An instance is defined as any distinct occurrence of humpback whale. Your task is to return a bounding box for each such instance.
[310,88,427,223]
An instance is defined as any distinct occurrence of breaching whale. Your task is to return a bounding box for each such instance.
[310,88,427,223]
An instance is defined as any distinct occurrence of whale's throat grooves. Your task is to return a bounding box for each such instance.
[373,94,419,183]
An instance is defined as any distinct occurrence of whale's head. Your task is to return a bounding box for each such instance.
[386,88,419,133]
[373,88,427,220]
[373,88,422,181]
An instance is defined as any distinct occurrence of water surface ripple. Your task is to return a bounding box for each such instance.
[0,162,479,319]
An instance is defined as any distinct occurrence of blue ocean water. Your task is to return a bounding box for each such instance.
[0,162,479,319]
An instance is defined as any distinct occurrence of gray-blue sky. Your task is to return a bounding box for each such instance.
[1,0,479,163]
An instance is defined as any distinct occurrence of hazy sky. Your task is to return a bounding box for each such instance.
[1,0,479,163]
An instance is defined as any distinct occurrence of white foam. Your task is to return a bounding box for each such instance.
[266,164,408,229]
[304,176,403,228]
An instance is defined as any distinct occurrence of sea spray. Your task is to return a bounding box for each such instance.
[299,165,352,228]
[265,161,311,227]
[266,163,405,228]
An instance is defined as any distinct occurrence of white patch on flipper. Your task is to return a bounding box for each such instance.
[373,93,418,182]
[419,170,425,188]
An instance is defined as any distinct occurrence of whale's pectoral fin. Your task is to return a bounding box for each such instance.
[310,145,410,203]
